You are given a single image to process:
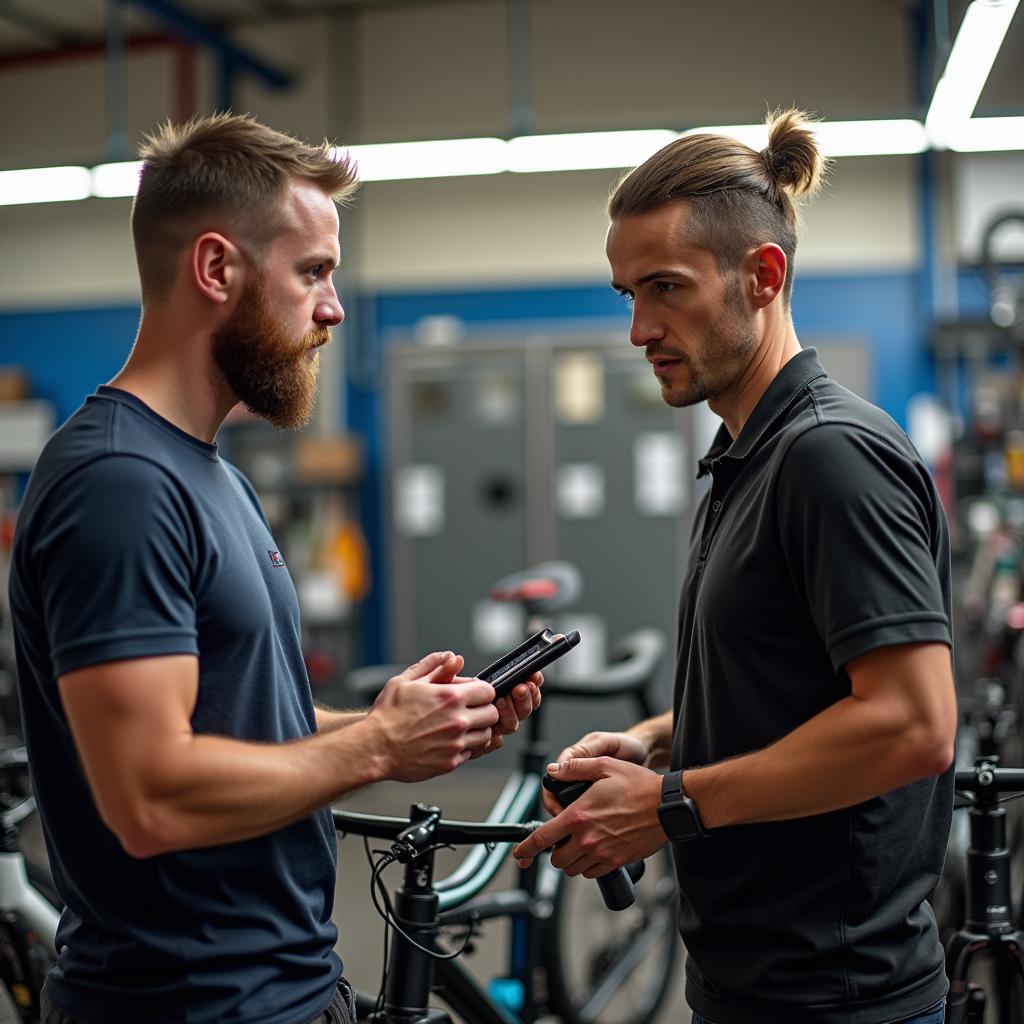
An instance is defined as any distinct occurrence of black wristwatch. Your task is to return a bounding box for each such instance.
[657,770,710,842]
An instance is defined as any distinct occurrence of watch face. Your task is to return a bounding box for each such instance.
[659,793,704,842]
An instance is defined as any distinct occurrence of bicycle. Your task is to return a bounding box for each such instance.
[342,560,680,1024]
[333,794,674,1024]
[0,746,61,1024]
[944,758,1024,1024]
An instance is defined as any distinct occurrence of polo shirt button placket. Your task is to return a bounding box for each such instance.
[712,500,722,512]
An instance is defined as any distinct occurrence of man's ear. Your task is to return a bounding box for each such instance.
[190,232,244,305]
[746,243,787,309]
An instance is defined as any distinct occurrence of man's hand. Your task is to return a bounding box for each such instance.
[542,731,649,816]
[368,652,499,781]
[512,757,666,878]
[465,672,544,758]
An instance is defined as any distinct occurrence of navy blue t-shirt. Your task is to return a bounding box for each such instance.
[8,387,341,1024]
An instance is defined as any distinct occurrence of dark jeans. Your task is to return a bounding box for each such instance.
[41,977,356,1024]
[691,999,945,1024]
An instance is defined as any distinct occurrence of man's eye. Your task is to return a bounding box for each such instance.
[308,264,324,278]
[620,293,635,308]
[654,281,676,294]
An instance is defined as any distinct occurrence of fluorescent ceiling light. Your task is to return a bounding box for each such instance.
[507,130,678,173]
[1,113,1022,208]
[92,161,143,198]
[926,0,1021,148]
[343,138,506,181]
[683,124,769,149]
[813,119,929,157]
[948,115,1024,151]
[0,166,91,206]
[683,120,928,158]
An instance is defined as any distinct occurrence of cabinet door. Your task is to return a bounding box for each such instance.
[388,347,530,668]
[545,346,692,731]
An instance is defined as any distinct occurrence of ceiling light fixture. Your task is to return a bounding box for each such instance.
[948,115,1024,152]
[0,166,91,206]
[926,0,1021,148]
[342,138,507,181]
[91,161,144,198]
[506,130,679,173]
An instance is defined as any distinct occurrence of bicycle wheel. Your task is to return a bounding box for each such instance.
[544,846,680,1024]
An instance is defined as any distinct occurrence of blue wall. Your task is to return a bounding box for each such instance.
[0,269,952,662]
[0,306,139,422]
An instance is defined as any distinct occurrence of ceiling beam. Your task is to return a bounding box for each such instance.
[0,1,89,49]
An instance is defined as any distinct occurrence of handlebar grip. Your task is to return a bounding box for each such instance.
[542,775,636,911]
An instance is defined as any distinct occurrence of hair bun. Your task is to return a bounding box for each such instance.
[761,108,825,197]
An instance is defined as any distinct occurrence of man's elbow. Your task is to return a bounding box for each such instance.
[907,720,956,779]
[101,800,183,859]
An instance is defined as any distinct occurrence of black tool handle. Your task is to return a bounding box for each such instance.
[542,775,636,911]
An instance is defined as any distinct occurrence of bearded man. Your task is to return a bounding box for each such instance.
[8,113,541,1024]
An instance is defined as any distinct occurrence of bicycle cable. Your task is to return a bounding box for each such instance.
[368,846,474,962]
[953,789,1024,810]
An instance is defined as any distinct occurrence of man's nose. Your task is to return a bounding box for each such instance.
[316,282,345,327]
[629,305,664,348]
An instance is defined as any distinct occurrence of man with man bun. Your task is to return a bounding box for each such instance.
[513,109,955,1024]
[9,113,541,1024]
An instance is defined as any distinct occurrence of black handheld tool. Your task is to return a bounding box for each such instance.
[475,628,580,701]
[542,774,636,911]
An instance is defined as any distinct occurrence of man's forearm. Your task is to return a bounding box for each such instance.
[684,691,952,830]
[111,717,390,858]
[314,704,368,734]
[625,710,674,769]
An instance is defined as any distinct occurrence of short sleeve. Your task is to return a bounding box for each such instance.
[776,424,951,671]
[30,455,200,677]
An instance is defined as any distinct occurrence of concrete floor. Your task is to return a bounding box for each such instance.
[333,768,689,1024]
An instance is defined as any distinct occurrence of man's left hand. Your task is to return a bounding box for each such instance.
[512,756,666,877]
[434,657,543,758]
[470,672,543,757]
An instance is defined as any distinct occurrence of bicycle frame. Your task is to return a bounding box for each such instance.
[0,789,60,961]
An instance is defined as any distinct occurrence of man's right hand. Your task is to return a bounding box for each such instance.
[543,731,649,816]
[368,651,500,782]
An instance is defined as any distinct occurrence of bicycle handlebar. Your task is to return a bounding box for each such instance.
[954,763,1024,792]
[344,626,666,705]
[333,773,641,914]
[333,809,539,845]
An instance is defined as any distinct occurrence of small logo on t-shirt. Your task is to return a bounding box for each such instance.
[268,550,286,568]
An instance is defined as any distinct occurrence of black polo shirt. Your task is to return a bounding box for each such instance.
[672,349,953,1024]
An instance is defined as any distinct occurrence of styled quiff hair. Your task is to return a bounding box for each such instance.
[608,108,826,305]
[131,112,359,300]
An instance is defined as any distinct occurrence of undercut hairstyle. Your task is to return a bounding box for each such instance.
[608,108,827,305]
[131,112,359,301]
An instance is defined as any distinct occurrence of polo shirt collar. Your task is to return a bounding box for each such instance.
[696,347,827,478]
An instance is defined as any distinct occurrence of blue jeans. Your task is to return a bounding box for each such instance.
[691,999,945,1024]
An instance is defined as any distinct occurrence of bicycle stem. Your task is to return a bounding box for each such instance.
[385,805,442,1021]
[963,762,1014,934]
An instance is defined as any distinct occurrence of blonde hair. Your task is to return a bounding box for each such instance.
[132,112,358,300]
[608,108,826,304]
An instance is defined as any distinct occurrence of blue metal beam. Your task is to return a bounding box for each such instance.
[125,0,292,91]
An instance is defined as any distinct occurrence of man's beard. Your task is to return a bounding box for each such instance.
[212,277,330,429]
[657,278,758,409]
